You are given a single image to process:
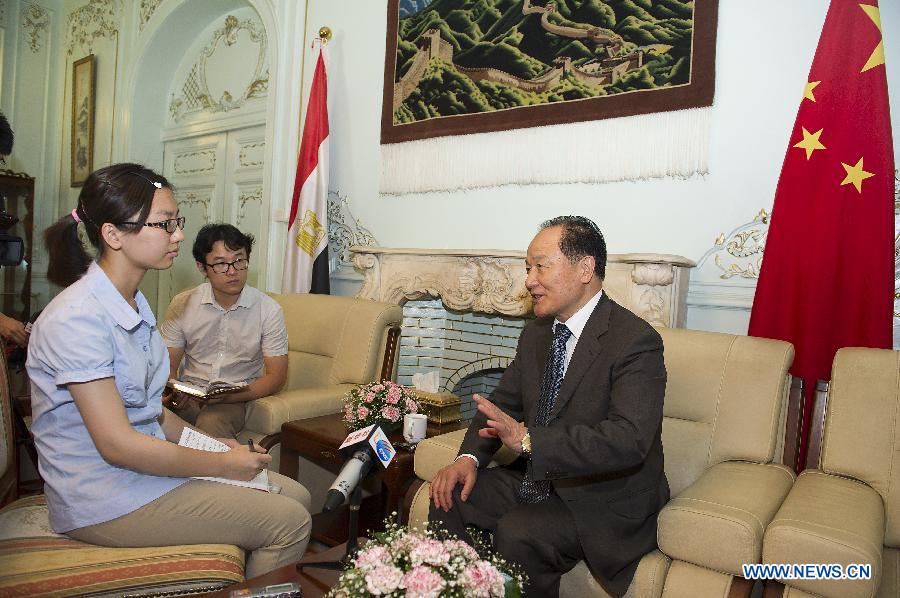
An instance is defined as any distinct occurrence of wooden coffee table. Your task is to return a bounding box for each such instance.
[280,413,467,545]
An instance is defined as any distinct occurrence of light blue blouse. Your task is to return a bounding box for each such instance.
[27,263,187,533]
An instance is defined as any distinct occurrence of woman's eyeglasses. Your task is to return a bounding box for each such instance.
[119,216,186,234]
[204,258,249,274]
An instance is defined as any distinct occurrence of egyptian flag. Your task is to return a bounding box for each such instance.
[749,1,894,466]
[283,45,330,294]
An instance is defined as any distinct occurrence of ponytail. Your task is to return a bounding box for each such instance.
[45,210,91,287]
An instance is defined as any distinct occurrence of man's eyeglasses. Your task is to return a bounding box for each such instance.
[204,258,249,274]
[119,216,186,234]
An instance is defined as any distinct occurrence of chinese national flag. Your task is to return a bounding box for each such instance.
[749,0,894,466]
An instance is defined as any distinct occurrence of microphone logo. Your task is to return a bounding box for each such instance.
[375,439,393,462]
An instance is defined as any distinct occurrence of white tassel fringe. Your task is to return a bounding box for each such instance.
[380,107,710,194]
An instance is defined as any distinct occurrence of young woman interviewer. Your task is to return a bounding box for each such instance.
[27,163,312,577]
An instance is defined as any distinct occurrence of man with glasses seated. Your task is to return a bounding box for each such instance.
[161,223,288,438]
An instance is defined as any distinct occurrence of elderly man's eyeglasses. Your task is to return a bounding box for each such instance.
[119,216,186,234]
[204,258,249,274]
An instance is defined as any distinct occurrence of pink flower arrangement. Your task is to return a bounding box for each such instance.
[343,381,422,431]
[328,522,525,598]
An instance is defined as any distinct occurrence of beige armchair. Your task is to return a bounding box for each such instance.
[236,293,401,446]
[236,293,402,511]
[408,327,797,597]
[762,347,900,598]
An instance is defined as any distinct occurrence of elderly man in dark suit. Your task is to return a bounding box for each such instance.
[429,215,668,597]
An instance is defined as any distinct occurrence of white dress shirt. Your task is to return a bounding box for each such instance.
[556,289,604,375]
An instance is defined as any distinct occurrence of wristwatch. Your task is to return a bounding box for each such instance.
[520,431,533,458]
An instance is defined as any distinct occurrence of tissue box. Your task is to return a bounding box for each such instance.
[412,390,462,424]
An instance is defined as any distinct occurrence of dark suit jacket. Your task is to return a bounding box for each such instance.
[459,293,669,596]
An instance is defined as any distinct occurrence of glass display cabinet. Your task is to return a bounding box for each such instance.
[0,170,34,323]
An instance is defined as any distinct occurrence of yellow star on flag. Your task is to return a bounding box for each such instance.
[840,157,875,193]
[803,80,821,102]
[793,127,826,160]
[859,4,885,73]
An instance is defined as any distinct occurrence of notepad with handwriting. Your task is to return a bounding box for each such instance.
[177,427,269,491]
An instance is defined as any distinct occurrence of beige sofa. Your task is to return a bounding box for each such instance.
[408,327,797,597]
[235,293,402,512]
[763,347,900,598]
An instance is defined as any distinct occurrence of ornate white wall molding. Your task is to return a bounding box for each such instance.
[22,3,49,53]
[139,0,163,30]
[236,186,263,227]
[66,0,120,56]
[684,210,773,333]
[688,210,770,311]
[328,191,378,274]
[351,247,693,326]
[180,189,212,214]
[168,14,268,123]
[712,209,768,280]
[172,149,216,175]
[238,141,265,168]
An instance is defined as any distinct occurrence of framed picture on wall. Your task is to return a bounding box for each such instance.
[71,54,95,187]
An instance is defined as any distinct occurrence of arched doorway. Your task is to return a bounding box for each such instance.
[114,0,282,315]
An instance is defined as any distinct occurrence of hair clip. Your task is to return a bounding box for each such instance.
[127,171,163,189]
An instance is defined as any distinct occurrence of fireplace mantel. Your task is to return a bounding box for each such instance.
[350,246,695,327]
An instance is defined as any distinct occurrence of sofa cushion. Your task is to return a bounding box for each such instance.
[244,384,356,436]
[657,329,793,497]
[764,470,884,598]
[0,495,244,597]
[658,461,794,576]
[270,294,402,389]
[819,348,900,547]
[414,430,467,482]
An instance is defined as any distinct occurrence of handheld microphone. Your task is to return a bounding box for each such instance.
[323,423,396,512]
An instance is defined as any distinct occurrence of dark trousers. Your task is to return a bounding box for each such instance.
[428,465,585,597]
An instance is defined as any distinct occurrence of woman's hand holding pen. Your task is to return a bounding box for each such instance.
[218,438,270,481]
[162,388,189,410]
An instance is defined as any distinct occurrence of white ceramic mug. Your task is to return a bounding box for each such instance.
[403,413,428,444]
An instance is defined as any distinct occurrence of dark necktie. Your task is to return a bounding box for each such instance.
[518,322,572,504]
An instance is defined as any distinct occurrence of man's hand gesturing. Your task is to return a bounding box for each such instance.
[473,394,526,454]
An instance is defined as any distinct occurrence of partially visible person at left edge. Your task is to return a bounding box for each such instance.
[0,111,30,348]
[161,223,288,439]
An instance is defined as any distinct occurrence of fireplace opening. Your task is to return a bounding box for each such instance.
[449,367,505,420]
[397,299,530,421]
